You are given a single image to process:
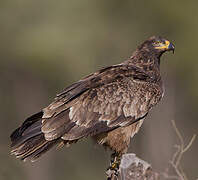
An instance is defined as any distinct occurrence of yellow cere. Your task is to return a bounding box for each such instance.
[155,40,170,50]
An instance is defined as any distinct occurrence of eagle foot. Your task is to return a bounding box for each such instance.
[106,153,121,180]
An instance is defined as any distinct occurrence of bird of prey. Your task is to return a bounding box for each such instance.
[10,36,174,178]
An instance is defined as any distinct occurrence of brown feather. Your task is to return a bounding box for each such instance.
[10,36,173,160]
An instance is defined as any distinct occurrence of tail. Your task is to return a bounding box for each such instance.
[10,111,59,162]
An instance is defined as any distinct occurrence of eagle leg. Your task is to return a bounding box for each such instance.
[106,152,122,180]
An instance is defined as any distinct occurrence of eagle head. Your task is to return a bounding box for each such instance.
[141,36,175,55]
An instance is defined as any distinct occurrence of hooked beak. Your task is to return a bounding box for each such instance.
[155,40,175,53]
[167,41,175,54]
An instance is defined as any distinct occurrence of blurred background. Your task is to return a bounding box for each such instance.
[0,0,197,180]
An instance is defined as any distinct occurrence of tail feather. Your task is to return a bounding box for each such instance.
[11,123,42,148]
[10,111,58,161]
[11,135,45,158]
[10,111,43,144]
[22,139,58,162]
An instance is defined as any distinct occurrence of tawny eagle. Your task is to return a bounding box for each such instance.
[10,36,174,174]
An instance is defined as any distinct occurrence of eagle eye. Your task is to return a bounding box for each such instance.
[152,40,161,46]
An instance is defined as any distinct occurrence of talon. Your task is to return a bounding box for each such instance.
[111,162,116,169]
[106,153,122,180]
[111,158,121,169]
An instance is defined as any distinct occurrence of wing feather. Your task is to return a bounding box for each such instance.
[41,64,162,141]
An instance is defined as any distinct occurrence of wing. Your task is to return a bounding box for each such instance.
[41,64,162,141]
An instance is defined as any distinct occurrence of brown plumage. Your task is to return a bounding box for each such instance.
[10,36,174,162]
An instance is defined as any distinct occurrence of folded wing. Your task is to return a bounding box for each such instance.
[42,64,158,142]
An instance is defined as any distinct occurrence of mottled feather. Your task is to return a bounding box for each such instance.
[10,36,174,161]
